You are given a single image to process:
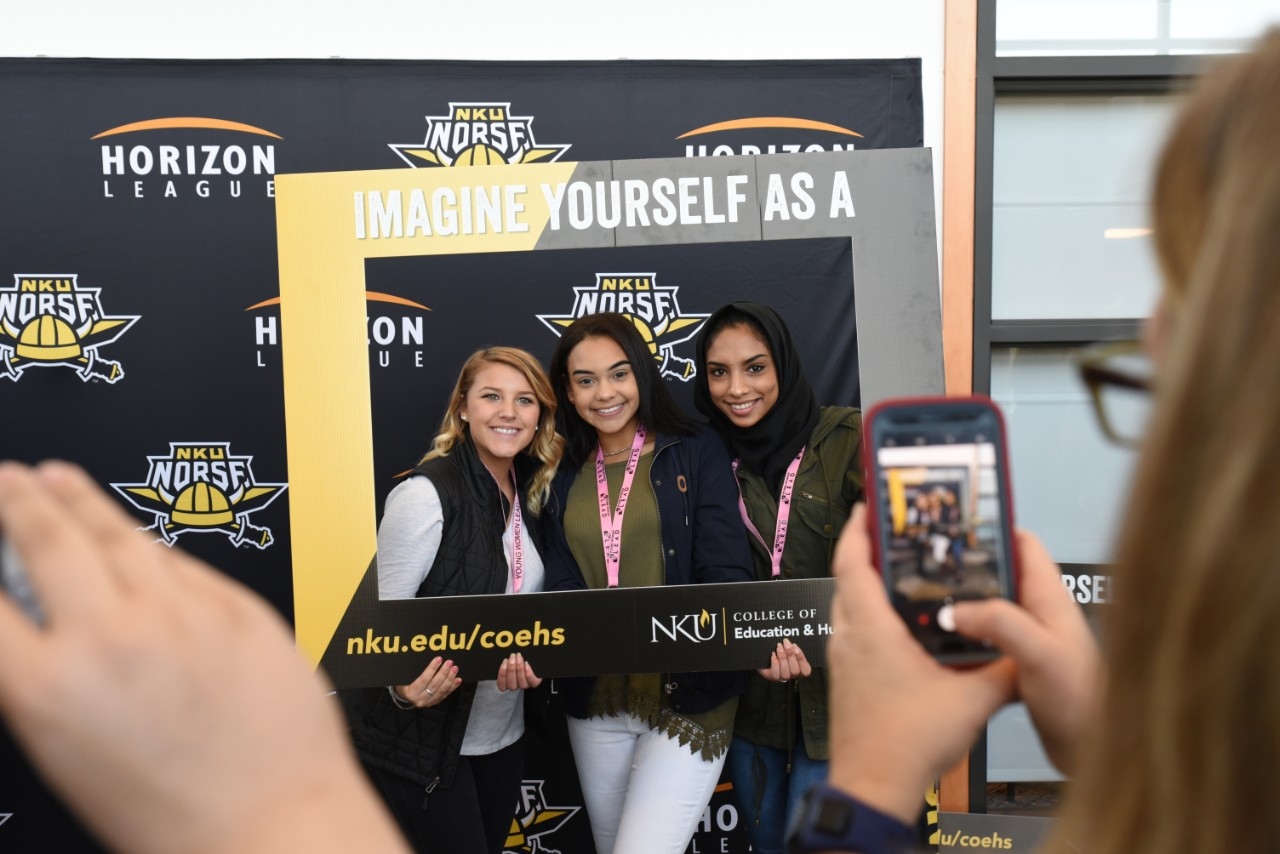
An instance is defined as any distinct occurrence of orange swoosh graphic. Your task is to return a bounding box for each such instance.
[244,293,431,312]
[92,118,283,140]
[677,117,863,139]
[366,293,431,310]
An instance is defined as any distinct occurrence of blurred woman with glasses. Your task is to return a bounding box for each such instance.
[809,28,1280,854]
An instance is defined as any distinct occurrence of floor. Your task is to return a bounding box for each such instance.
[985,782,1062,818]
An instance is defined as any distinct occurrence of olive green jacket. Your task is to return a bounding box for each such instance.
[731,406,863,758]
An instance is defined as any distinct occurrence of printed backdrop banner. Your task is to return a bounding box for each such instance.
[0,56,922,623]
[0,58,928,854]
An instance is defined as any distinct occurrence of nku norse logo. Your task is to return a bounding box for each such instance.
[503,779,581,854]
[390,101,570,168]
[111,443,286,549]
[537,274,709,382]
[0,275,138,383]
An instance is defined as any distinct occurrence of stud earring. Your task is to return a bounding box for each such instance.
[460,413,468,422]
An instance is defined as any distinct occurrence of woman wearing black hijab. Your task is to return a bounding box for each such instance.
[694,302,864,854]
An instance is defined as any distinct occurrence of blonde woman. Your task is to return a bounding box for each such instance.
[343,346,562,854]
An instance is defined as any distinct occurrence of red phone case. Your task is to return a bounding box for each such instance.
[861,394,1020,664]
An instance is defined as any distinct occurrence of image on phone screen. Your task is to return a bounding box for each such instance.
[875,433,1010,655]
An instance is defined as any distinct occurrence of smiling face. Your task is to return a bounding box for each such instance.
[459,363,540,479]
[565,335,641,449]
[704,322,780,429]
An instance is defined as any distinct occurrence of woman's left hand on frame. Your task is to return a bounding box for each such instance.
[758,637,812,682]
[496,652,541,691]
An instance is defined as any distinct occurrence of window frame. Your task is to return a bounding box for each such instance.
[964,0,1207,812]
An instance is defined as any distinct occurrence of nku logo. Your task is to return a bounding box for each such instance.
[536,274,708,382]
[390,101,570,168]
[111,443,286,550]
[651,609,720,644]
[0,275,138,383]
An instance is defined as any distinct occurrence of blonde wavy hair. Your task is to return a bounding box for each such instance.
[421,347,563,515]
[1049,29,1280,854]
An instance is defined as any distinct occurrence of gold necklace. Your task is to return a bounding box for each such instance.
[601,427,643,458]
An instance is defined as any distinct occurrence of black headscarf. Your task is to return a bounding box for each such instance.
[694,302,820,491]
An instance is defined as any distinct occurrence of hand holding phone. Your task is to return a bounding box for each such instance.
[862,395,1019,665]
[823,504,1018,823]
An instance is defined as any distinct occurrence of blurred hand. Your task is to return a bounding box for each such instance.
[0,461,408,854]
[757,637,812,682]
[495,652,541,691]
[393,656,462,708]
[951,530,1101,774]
[825,505,1017,824]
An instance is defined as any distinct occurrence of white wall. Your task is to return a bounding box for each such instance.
[1,0,948,224]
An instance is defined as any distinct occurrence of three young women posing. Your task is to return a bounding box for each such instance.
[544,312,753,854]
[694,302,863,854]
[343,347,562,854]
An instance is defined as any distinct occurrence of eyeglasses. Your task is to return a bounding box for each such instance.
[1076,341,1153,449]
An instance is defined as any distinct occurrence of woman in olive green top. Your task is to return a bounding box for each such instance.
[543,312,753,854]
[694,302,863,854]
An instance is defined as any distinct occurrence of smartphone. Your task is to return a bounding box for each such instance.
[863,395,1018,665]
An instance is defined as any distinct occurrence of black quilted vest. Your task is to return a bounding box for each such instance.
[343,440,543,790]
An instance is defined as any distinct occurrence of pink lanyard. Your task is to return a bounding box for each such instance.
[490,466,524,593]
[733,447,805,578]
[596,425,648,588]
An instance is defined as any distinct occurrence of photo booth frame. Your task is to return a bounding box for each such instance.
[274,148,942,683]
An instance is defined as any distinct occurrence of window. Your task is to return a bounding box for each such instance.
[965,0,1280,801]
[997,0,1278,56]
[992,94,1173,320]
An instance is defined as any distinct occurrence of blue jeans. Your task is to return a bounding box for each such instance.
[726,735,828,854]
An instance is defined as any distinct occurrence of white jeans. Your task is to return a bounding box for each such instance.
[567,712,726,854]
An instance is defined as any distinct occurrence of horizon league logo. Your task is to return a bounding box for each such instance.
[502,779,580,854]
[390,101,570,168]
[247,292,432,369]
[0,275,138,383]
[111,443,286,549]
[537,275,708,382]
[679,116,865,158]
[96,117,279,200]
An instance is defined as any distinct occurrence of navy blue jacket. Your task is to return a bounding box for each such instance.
[544,425,753,715]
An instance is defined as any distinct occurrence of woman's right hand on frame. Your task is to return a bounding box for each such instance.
[758,637,812,682]
[394,656,461,708]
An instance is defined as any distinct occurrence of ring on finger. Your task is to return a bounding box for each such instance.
[425,688,435,696]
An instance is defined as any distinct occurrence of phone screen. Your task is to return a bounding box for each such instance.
[0,535,44,624]
[870,400,1015,662]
